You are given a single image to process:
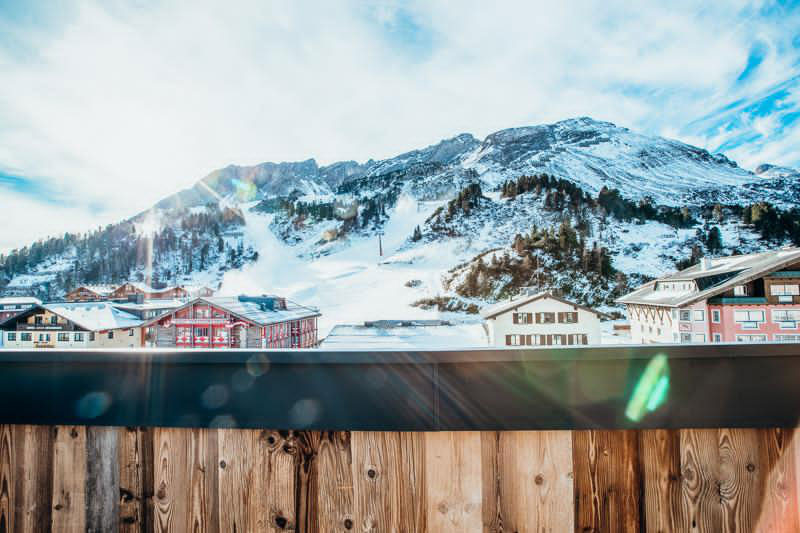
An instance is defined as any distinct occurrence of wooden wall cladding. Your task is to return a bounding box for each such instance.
[0,426,798,532]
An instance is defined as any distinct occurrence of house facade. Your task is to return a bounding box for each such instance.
[141,295,320,349]
[618,248,800,344]
[0,302,143,349]
[109,283,190,301]
[64,285,115,302]
[480,291,602,347]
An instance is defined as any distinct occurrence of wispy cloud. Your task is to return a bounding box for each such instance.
[0,0,799,251]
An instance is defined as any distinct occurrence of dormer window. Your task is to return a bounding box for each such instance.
[734,285,749,296]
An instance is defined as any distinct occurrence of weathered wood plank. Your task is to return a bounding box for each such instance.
[752,428,798,533]
[218,428,255,533]
[269,431,298,531]
[480,431,502,533]
[573,429,641,533]
[679,429,721,533]
[0,425,13,533]
[498,430,573,533]
[640,429,683,533]
[51,425,87,533]
[12,425,53,533]
[352,432,425,532]
[86,426,119,533]
[154,427,189,533]
[425,431,482,532]
[119,427,154,533]
[719,428,764,533]
[313,431,353,533]
[187,428,219,533]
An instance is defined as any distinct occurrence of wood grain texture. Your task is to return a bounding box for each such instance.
[425,431,482,532]
[752,428,798,533]
[154,427,189,533]
[500,431,573,533]
[51,425,87,533]
[0,425,13,533]
[12,425,53,533]
[640,429,683,533]
[86,426,119,533]
[679,429,721,533]
[719,428,763,533]
[480,431,502,533]
[573,429,641,533]
[313,431,353,533]
[351,432,425,532]
[119,427,153,533]
[187,428,219,533]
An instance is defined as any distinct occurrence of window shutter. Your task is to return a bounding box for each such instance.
[527,313,533,324]
[557,312,564,323]
[526,335,532,345]
[512,313,518,324]
[535,313,541,324]
[505,335,511,346]
[547,335,552,345]
[568,334,574,345]
[582,334,588,345]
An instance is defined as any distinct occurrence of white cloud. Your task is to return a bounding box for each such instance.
[0,0,798,250]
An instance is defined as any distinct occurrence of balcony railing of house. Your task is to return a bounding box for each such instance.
[0,344,798,531]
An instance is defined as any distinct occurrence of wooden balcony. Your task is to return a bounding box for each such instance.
[0,344,798,531]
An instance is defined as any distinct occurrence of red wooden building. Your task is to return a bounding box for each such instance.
[141,295,320,349]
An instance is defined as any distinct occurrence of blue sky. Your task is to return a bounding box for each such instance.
[0,0,799,251]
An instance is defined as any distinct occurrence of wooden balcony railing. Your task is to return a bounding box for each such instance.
[0,344,799,531]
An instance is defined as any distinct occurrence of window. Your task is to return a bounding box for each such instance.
[74,333,84,342]
[770,284,799,296]
[775,334,800,342]
[34,316,43,325]
[736,334,767,342]
[656,328,661,336]
[693,333,706,343]
[772,309,800,329]
[57,333,69,342]
[711,309,721,323]
[505,334,524,346]
[50,315,58,325]
[38,334,50,342]
[20,333,31,342]
[558,312,578,323]
[680,310,691,321]
[108,331,114,339]
[513,312,532,324]
[734,310,765,329]
[680,333,692,343]
[693,310,704,322]
[713,333,722,342]
[129,329,134,336]
[89,332,95,341]
[7,332,15,341]
[536,312,555,324]
[734,285,749,296]
[195,327,209,337]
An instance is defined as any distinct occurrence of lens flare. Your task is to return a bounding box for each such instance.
[625,354,670,422]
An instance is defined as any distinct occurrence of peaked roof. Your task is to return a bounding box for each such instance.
[617,247,800,308]
[480,291,600,319]
[0,302,142,331]
[141,296,320,327]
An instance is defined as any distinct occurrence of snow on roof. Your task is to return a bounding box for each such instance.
[480,290,600,319]
[83,285,116,295]
[112,299,186,311]
[618,247,800,308]
[321,322,488,349]
[188,296,320,326]
[44,302,143,331]
[0,297,41,306]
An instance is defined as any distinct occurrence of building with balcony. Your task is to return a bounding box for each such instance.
[64,285,116,302]
[618,247,800,343]
[480,290,602,347]
[0,302,143,348]
[141,295,320,348]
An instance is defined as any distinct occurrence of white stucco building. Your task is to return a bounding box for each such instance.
[480,291,602,347]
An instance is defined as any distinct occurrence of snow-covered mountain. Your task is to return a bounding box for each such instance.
[3,117,799,333]
[155,117,798,211]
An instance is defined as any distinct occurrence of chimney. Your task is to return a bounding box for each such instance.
[700,257,711,271]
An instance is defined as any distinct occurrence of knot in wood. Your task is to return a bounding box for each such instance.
[70,428,78,438]
[343,518,353,530]
[274,515,288,529]
[746,463,755,473]
[219,460,226,469]
[534,474,544,485]
[367,467,377,479]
